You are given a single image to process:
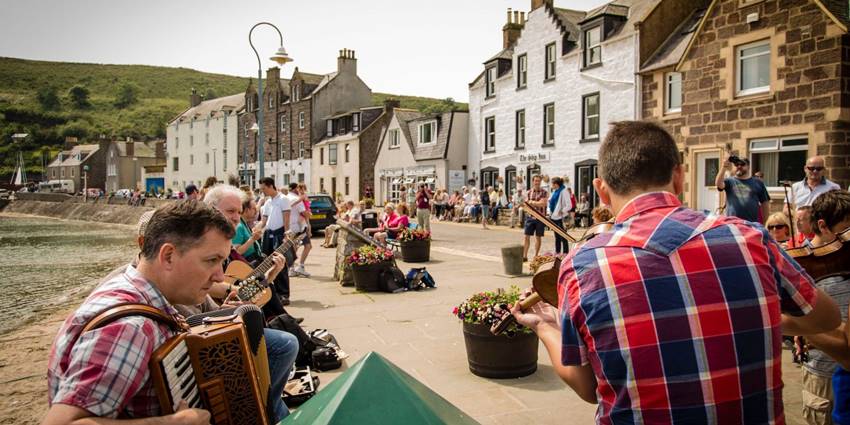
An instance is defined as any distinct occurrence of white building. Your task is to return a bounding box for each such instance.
[468,0,652,206]
[165,91,243,191]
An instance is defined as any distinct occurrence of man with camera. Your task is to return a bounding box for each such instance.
[715,154,770,224]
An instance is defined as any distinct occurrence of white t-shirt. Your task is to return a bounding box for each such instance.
[286,193,307,233]
[261,193,290,231]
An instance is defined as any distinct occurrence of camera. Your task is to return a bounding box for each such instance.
[728,155,745,166]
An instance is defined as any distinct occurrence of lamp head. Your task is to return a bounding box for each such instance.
[270,46,293,65]
[249,123,260,133]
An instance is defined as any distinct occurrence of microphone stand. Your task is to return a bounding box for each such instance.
[782,181,796,246]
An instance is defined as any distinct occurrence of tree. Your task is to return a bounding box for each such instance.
[68,85,91,109]
[36,86,61,111]
[114,83,139,108]
[205,88,217,100]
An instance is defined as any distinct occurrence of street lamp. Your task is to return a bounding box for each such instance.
[212,147,217,179]
[132,157,138,191]
[248,22,293,181]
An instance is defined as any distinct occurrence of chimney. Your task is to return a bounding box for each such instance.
[126,139,135,157]
[64,136,78,150]
[190,88,202,107]
[384,99,400,112]
[337,48,357,76]
[531,0,551,11]
[267,67,280,84]
[155,140,165,159]
[503,8,524,49]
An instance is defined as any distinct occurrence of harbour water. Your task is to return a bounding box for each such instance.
[0,214,137,334]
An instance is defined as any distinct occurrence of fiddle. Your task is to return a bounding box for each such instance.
[785,227,850,281]
[490,202,612,335]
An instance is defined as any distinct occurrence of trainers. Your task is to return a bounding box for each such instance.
[295,264,311,278]
[289,268,298,277]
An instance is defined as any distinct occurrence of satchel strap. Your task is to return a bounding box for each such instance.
[82,302,186,334]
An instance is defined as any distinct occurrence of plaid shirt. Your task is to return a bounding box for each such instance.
[526,186,549,216]
[558,192,818,424]
[48,264,181,418]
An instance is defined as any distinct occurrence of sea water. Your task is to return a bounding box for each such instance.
[0,214,137,334]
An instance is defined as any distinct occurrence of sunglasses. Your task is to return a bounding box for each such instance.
[806,166,825,172]
[767,224,788,230]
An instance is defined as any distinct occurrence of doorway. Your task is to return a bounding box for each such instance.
[574,160,599,209]
[695,151,720,213]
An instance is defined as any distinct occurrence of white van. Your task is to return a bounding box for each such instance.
[38,180,75,194]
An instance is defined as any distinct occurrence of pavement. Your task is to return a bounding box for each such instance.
[286,220,808,424]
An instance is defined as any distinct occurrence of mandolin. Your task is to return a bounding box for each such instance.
[224,229,306,306]
[490,202,612,335]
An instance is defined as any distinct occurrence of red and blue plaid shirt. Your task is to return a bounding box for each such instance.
[48,264,181,418]
[558,192,818,424]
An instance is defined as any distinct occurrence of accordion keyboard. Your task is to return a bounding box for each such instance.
[161,339,201,410]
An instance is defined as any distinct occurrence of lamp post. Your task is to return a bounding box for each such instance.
[250,123,259,187]
[132,157,138,191]
[248,22,293,181]
[212,147,217,180]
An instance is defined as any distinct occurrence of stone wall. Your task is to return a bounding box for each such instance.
[2,200,153,226]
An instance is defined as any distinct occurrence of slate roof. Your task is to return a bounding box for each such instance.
[552,7,586,44]
[49,144,100,167]
[485,47,514,64]
[817,0,850,29]
[171,93,244,124]
[408,113,448,161]
[641,7,707,72]
[393,109,425,153]
[112,140,160,158]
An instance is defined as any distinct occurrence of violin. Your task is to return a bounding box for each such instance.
[490,202,612,335]
[785,227,850,281]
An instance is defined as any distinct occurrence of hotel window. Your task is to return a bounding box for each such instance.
[61,169,65,178]
[329,144,338,165]
[319,177,324,193]
[419,121,436,144]
[582,93,600,140]
[280,114,286,132]
[190,118,194,129]
[319,147,324,165]
[293,85,300,102]
[485,66,496,98]
[223,148,227,171]
[345,144,350,163]
[517,54,527,88]
[205,133,209,145]
[205,153,210,164]
[190,154,194,165]
[71,168,75,178]
[299,112,305,129]
[389,129,400,148]
[545,43,556,80]
[484,116,496,152]
[326,120,333,137]
[175,137,179,149]
[749,136,807,188]
[190,135,194,146]
[299,141,305,158]
[583,26,601,67]
[172,157,179,171]
[737,40,770,96]
[515,110,525,148]
[665,72,682,113]
[543,103,555,145]
[352,113,360,132]
[345,177,350,195]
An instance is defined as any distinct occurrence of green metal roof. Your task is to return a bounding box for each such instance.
[281,352,479,425]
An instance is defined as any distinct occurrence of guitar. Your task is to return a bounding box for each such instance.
[224,229,307,307]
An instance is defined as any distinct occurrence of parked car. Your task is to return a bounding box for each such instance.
[307,195,337,233]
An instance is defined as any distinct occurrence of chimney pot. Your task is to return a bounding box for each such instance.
[507,8,512,24]
[514,11,519,24]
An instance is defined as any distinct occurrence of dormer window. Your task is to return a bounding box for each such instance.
[418,121,436,145]
[545,43,556,80]
[338,118,347,135]
[293,85,301,102]
[485,66,496,98]
[269,95,274,109]
[583,26,601,67]
[352,113,360,132]
[326,120,333,137]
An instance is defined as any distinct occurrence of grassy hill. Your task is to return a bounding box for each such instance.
[0,57,465,180]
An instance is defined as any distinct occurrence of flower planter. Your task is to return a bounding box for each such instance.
[400,239,430,263]
[461,322,538,379]
[351,260,391,292]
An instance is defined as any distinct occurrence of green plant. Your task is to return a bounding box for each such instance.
[397,227,431,242]
[452,286,533,335]
[36,86,60,111]
[113,82,139,108]
[345,245,394,266]
[68,85,90,109]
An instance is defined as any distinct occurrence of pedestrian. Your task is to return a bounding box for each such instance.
[415,184,432,231]
[510,187,525,228]
[258,178,292,304]
[199,176,217,201]
[575,193,591,227]
[480,186,491,229]
[522,175,548,261]
[185,183,199,201]
[796,205,816,247]
[765,212,792,248]
[406,184,416,214]
[286,183,312,278]
[567,186,577,227]
[715,155,770,224]
[548,176,573,254]
[512,120,838,424]
[787,156,841,209]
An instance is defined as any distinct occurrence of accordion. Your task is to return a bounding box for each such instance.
[83,303,271,425]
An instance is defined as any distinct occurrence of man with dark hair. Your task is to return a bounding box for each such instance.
[547,176,573,254]
[513,120,840,424]
[44,201,233,424]
[184,184,199,201]
[522,175,548,261]
[796,205,816,247]
[715,154,770,223]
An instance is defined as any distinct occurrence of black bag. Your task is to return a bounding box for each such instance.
[282,366,320,406]
[267,314,316,367]
[378,264,407,293]
[311,346,342,371]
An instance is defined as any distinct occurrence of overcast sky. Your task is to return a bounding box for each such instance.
[0,0,609,102]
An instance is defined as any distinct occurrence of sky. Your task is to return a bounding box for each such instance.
[0,0,610,102]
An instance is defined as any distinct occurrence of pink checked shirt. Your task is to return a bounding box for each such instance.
[47,264,181,418]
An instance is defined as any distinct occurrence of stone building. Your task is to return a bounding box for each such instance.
[639,0,850,211]
[165,91,242,191]
[46,141,108,193]
[237,49,372,189]
[468,0,653,207]
[311,101,397,201]
[374,109,469,205]
[104,139,165,193]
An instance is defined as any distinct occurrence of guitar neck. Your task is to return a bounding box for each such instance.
[251,237,295,278]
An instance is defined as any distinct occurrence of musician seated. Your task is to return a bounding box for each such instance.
[364,203,395,236]
[374,203,409,245]
[766,212,793,248]
[43,201,231,424]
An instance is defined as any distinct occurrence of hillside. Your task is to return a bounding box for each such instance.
[0,57,465,180]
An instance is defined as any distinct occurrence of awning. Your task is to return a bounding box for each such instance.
[403,177,414,184]
[391,178,401,185]
[425,177,436,184]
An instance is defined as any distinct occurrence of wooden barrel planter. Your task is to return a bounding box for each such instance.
[462,322,538,379]
[400,239,430,262]
[351,261,391,292]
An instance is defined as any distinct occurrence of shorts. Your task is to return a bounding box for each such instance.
[300,232,311,246]
[524,218,545,236]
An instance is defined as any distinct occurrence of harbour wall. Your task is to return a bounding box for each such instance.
[0,197,157,226]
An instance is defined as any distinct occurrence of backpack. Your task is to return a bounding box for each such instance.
[267,314,316,367]
[309,329,345,371]
[379,264,408,293]
[405,267,437,290]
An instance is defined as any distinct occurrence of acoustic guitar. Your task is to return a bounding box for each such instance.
[224,229,306,307]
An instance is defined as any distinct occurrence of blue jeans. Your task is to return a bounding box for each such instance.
[264,328,299,423]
